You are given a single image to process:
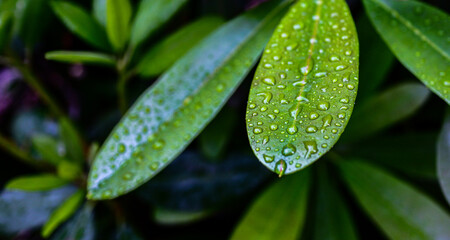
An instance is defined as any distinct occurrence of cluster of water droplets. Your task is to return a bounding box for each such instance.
[246,0,358,175]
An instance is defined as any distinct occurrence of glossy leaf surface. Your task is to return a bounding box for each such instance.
[5,174,67,191]
[59,118,84,165]
[343,83,429,142]
[231,171,311,240]
[42,190,85,238]
[88,0,288,200]
[438,112,450,205]
[313,165,358,240]
[339,160,450,239]
[106,0,132,51]
[247,0,359,175]
[130,0,188,47]
[0,186,76,235]
[51,1,110,51]
[363,0,450,104]
[137,16,225,77]
[46,51,115,66]
[93,0,106,26]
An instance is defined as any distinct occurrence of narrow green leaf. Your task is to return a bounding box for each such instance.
[338,160,450,240]
[51,1,110,51]
[314,165,358,240]
[343,83,429,142]
[356,12,394,101]
[438,111,450,205]
[153,208,211,225]
[31,134,65,165]
[14,0,50,47]
[93,0,106,26]
[5,174,67,191]
[363,0,450,104]
[51,203,95,240]
[106,0,132,51]
[57,160,83,181]
[46,51,116,66]
[0,10,13,52]
[231,170,311,240]
[130,0,188,47]
[59,118,84,164]
[41,190,85,238]
[87,0,289,200]
[137,16,225,77]
[246,0,359,175]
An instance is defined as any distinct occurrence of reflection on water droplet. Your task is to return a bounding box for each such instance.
[150,162,159,171]
[263,136,270,144]
[253,127,263,134]
[306,126,318,133]
[153,140,165,150]
[275,160,287,177]
[335,65,348,71]
[303,141,318,158]
[270,124,278,131]
[249,103,256,109]
[282,144,296,156]
[287,125,298,135]
[317,102,330,111]
[310,112,319,120]
[322,115,333,128]
[263,154,274,163]
[329,55,340,62]
[257,92,273,104]
[263,77,276,86]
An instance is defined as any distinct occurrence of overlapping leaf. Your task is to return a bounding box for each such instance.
[247,0,359,175]
[106,0,132,51]
[5,174,67,191]
[438,111,450,205]
[339,160,450,239]
[363,0,450,104]
[46,51,115,66]
[87,0,289,200]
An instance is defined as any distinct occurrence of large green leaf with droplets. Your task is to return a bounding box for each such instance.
[87,0,289,200]
[363,0,450,104]
[246,0,359,175]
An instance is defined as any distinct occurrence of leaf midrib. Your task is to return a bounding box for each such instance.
[370,0,450,60]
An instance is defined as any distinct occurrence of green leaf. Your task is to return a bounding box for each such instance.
[93,0,106,26]
[0,9,13,52]
[5,174,67,191]
[199,107,237,160]
[14,0,50,47]
[137,16,225,77]
[31,134,65,165]
[231,170,311,240]
[438,111,450,205]
[0,186,76,236]
[59,118,84,165]
[46,51,116,66]
[87,0,289,200]
[338,160,450,239]
[246,0,359,175]
[51,203,95,240]
[343,83,429,142]
[153,208,211,225]
[130,0,188,47]
[106,0,132,52]
[57,161,83,181]
[314,165,358,240]
[41,189,85,238]
[356,12,394,101]
[350,132,437,179]
[51,1,110,51]
[363,0,450,104]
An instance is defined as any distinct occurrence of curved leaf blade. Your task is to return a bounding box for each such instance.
[5,174,67,191]
[438,111,450,205]
[31,134,65,165]
[41,190,85,238]
[130,0,188,47]
[46,51,116,66]
[137,16,225,77]
[338,160,450,240]
[59,118,84,165]
[343,83,429,142]
[363,0,450,104]
[231,171,311,240]
[93,0,107,27]
[51,1,110,51]
[247,0,359,175]
[51,203,95,240]
[106,0,132,51]
[87,0,289,200]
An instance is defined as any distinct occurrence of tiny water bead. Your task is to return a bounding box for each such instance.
[263,154,275,163]
[253,127,263,134]
[263,77,276,86]
[282,144,297,156]
[274,160,287,177]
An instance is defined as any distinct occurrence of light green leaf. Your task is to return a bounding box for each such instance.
[246,0,359,176]
[231,170,311,240]
[5,174,67,191]
[93,0,106,26]
[356,12,394,101]
[46,51,116,66]
[343,83,429,142]
[363,0,450,104]
[57,160,83,181]
[87,0,289,200]
[59,118,84,165]
[41,190,85,238]
[51,203,95,240]
[338,160,450,240]
[51,1,110,51]
[106,0,132,51]
[130,0,188,47]
[438,111,450,205]
[137,16,225,77]
[31,134,65,165]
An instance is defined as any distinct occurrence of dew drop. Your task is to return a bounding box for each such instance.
[263,154,275,163]
[275,160,287,177]
[335,65,348,71]
[287,125,298,135]
[263,136,270,145]
[340,97,349,104]
[118,143,126,153]
[346,84,355,90]
[322,115,333,128]
[150,162,159,171]
[123,173,132,180]
[262,77,276,86]
[253,127,263,134]
[306,126,318,133]
[300,60,314,75]
[303,141,318,158]
[249,103,256,109]
[270,124,278,131]
[282,144,296,156]
[309,112,319,120]
[317,101,330,111]
[152,140,165,150]
[329,55,340,62]
[257,92,273,104]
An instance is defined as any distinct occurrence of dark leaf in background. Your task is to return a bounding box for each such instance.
[0,185,76,236]
[437,111,450,205]
[5,174,68,191]
[0,68,20,119]
[14,0,51,48]
[136,151,270,212]
[114,223,143,240]
[51,203,96,240]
